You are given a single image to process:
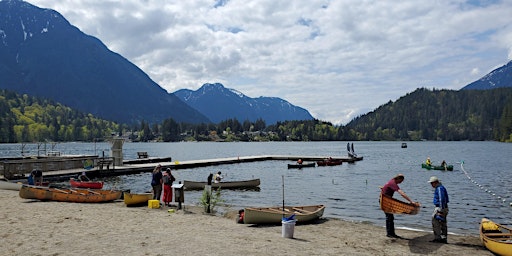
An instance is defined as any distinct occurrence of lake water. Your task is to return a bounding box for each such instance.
[2,141,511,236]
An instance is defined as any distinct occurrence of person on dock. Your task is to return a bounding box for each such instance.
[214,171,223,183]
[151,164,163,201]
[162,168,176,206]
[381,174,419,239]
[428,176,449,244]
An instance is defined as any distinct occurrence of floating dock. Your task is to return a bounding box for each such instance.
[2,155,362,182]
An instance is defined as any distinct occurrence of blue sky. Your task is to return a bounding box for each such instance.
[29,0,512,125]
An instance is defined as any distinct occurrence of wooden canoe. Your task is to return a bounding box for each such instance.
[480,218,512,256]
[19,185,121,203]
[243,205,325,224]
[316,159,342,166]
[421,163,453,171]
[287,163,316,169]
[0,179,23,191]
[379,193,420,215]
[183,178,260,190]
[70,178,104,189]
[123,192,153,206]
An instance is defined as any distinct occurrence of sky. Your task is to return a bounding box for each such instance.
[28,0,512,125]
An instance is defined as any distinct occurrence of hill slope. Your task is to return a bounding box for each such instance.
[461,61,512,90]
[0,0,209,124]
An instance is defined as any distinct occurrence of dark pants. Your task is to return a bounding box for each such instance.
[385,213,395,236]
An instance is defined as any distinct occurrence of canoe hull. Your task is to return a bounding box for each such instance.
[379,193,420,215]
[123,192,153,206]
[19,185,121,203]
[70,178,104,189]
[480,218,512,256]
[243,205,325,224]
[0,179,23,191]
[183,179,260,190]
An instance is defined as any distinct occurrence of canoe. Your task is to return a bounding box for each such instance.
[183,178,260,190]
[421,163,453,171]
[480,218,512,256]
[316,159,342,166]
[242,205,325,224]
[0,179,23,191]
[379,193,420,215]
[69,178,104,189]
[19,185,121,203]
[287,163,316,169]
[123,192,153,206]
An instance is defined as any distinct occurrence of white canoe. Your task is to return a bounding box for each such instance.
[0,179,23,191]
[243,205,325,224]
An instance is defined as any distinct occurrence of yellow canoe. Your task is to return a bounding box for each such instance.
[480,218,512,256]
[123,192,153,206]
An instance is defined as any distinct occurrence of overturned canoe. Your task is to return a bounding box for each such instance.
[123,192,153,206]
[480,218,512,256]
[243,205,325,224]
[19,185,121,203]
[183,178,260,190]
[379,193,420,215]
[0,179,22,191]
[70,178,104,189]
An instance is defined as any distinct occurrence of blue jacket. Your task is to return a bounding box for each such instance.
[433,184,449,209]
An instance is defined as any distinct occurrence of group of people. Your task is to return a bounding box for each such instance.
[151,164,176,206]
[381,174,449,244]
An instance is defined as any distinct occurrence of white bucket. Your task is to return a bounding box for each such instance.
[281,219,296,238]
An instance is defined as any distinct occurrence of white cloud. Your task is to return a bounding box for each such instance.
[29,0,512,125]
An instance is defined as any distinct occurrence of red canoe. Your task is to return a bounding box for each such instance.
[70,178,104,189]
[316,159,343,166]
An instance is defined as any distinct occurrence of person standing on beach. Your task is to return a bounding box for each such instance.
[381,174,418,238]
[162,168,176,206]
[428,176,449,243]
[151,164,163,201]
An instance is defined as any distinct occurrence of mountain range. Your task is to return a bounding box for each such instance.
[461,60,512,90]
[0,0,314,125]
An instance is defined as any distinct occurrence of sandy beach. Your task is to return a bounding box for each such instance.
[0,189,492,256]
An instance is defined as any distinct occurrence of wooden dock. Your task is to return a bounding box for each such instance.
[3,155,362,182]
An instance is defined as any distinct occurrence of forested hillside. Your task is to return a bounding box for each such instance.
[0,90,120,142]
[344,88,512,141]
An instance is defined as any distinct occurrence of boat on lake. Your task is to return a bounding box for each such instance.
[287,162,316,169]
[421,163,453,171]
[123,192,153,206]
[242,205,325,224]
[480,217,512,256]
[183,178,260,190]
[69,178,104,189]
[19,185,121,203]
[317,158,342,166]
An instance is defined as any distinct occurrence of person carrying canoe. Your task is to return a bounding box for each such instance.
[428,176,449,244]
[381,174,419,239]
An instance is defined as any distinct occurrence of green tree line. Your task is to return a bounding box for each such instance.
[1,88,511,143]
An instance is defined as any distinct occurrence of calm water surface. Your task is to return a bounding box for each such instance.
[2,141,511,235]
